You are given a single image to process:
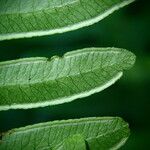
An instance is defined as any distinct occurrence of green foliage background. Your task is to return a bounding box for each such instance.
[0,0,149,149]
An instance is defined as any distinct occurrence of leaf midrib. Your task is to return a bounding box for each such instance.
[0,65,121,87]
[0,0,132,20]
[0,0,78,15]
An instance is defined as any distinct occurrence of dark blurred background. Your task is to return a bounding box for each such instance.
[0,0,149,149]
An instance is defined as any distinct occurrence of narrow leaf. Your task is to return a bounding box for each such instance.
[0,47,136,111]
[0,0,135,40]
[0,117,130,150]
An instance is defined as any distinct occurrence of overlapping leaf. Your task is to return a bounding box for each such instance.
[0,47,136,110]
[0,117,130,150]
[0,0,134,40]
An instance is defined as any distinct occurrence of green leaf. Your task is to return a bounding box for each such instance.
[0,117,130,150]
[0,0,135,40]
[54,134,86,150]
[0,47,136,111]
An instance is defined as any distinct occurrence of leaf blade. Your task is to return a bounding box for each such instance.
[54,134,87,150]
[0,47,136,111]
[0,117,130,150]
[0,0,135,40]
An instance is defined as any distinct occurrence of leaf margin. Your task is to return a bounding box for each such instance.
[0,117,130,150]
[0,0,135,41]
[0,47,136,111]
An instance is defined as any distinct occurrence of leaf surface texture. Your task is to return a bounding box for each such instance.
[0,0,134,40]
[0,47,136,110]
[0,117,130,150]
